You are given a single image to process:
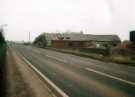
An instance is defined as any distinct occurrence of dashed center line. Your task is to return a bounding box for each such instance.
[46,55,68,63]
[45,54,135,86]
[85,67,135,86]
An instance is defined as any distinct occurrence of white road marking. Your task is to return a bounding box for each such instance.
[85,67,135,86]
[46,55,68,63]
[21,55,69,97]
[46,54,135,86]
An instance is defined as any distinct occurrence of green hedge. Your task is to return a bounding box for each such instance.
[110,55,135,64]
[0,44,7,64]
[45,47,108,61]
[78,48,110,56]
[0,44,7,97]
[45,47,135,65]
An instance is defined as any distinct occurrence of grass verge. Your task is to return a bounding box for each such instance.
[45,47,135,66]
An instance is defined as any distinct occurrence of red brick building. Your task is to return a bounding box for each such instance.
[52,40,96,48]
[45,33,121,48]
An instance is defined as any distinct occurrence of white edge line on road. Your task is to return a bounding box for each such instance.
[85,67,135,86]
[45,54,135,86]
[21,55,69,97]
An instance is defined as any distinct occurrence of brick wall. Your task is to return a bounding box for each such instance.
[52,40,94,48]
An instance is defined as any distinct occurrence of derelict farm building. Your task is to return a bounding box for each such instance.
[44,33,121,48]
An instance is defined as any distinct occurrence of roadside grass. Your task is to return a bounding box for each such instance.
[45,47,135,66]
[45,47,108,61]
[6,50,35,97]
[110,55,135,64]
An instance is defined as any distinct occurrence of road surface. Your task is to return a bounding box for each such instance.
[12,44,135,97]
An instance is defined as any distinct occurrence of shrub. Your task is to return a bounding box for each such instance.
[78,48,110,56]
[0,44,6,97]
[0,44,7,64]
[33,33,46,47]
[110,55,134,64]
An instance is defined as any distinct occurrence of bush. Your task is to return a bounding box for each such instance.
[110,55,134,64]
[23,42,31,45]
[111,48,133,56]
[33,33,46,47]
[78,48,110,56]
[0,44,7,97]
[46,47,135,65]
[0,44,7,67]
[0,32,5,44]
[46,47,106,61]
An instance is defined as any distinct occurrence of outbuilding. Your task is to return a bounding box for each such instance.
[44,32,121,48]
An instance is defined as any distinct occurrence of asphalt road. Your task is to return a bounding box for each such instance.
[12,44,135,97]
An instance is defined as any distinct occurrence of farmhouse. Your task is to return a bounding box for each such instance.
[44,32,121,48]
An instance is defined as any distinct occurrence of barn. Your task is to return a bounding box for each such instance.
[44,32,121,48]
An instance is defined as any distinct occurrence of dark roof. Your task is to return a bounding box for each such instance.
[44,33,121,42]
[86,35,121,42]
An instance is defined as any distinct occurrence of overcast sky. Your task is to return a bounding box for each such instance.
[0,0,135,41]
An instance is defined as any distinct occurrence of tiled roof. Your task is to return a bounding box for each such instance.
[44,33,121,42]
